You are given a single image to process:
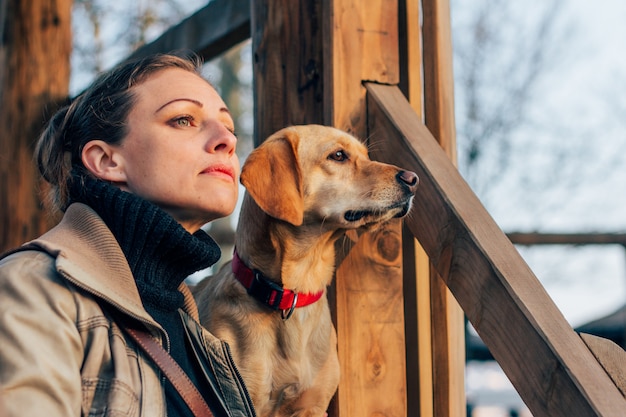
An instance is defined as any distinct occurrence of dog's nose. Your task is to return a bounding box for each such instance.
[397,170,419,190]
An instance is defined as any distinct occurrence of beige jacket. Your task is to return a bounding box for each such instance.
[0,203,254,417]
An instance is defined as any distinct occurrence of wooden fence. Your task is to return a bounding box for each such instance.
[128,0,626,415]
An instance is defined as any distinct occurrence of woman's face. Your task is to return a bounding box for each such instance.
[115,68,240,232]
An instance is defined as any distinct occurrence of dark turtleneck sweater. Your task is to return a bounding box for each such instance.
[69,175,222,417]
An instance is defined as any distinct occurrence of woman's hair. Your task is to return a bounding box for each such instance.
[35,52,203,215]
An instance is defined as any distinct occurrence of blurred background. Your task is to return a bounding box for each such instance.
[5,0,626,415]
[450,1,626,415]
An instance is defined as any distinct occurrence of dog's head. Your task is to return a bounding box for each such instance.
[240,124,418,230]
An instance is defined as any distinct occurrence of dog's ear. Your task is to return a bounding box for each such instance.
[240,130,304,225]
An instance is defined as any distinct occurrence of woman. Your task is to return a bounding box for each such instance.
[0,53,255,417]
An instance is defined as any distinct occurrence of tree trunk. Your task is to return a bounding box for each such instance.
[0,0,72,252]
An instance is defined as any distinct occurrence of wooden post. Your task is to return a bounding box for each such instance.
[253,1,409,416]
[0,0,72,251]
[398,1,431,416]
[251,0,325,144]
[398,0,466,415]
[422,1,466,416]
[326,1,412,416]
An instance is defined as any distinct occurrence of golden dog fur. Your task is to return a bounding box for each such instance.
[193,125,418,417]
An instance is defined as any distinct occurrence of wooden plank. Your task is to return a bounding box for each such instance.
[366,82,626,416]
[126,0,250,63]
[507,232,626,246]
[401,230,434,417]
[422,0,457,160]
[419,1,466,416]
[321,1,408,416]
[0,0,72,252]
[334,225,408,417]
[328,1,407,416]
[414,242,433,417]
[251,0,325,145]
[398,1,433,416]
[398,0,424,116]
[331,0,399,135]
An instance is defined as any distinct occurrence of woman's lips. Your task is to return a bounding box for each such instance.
[202,164,236,182]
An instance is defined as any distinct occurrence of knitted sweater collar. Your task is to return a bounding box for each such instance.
[69,175,221,311]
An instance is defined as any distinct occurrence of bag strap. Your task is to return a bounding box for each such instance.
[123,326,214,417]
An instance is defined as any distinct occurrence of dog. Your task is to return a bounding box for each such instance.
[193,124,418,417]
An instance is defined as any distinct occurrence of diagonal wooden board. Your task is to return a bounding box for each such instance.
[366,82,626,417]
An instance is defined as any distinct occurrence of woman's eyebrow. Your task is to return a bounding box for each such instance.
[155,98,203,114]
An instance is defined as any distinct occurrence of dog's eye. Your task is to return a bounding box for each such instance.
[328,150,348,162]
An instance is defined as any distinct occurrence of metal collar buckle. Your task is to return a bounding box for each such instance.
[281,293,298,321]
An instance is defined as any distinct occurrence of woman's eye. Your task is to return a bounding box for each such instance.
[171,116,194,127]
[328,150,348,162]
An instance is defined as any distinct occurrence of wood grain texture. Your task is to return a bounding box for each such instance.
[422,0,457,161]
[331,0,399,136]
[399,2,436,416]
[252,0,325,144]
[335,223,407,417]
[0,0,72,252]
[328,2,408,416]
[413,1,466,416]
[366,82,626,417]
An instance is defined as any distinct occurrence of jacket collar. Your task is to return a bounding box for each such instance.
[26,203,200,326]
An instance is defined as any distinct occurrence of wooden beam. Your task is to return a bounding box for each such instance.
[328,2,406,416]
[419,1,465,416]
[126,0,250,63]
[0,0,72,252]
[422,0,457,161]
[398,1,434,416]
[507,232,626,246]
[329,0,399,135]
[251,0,325,145]
[366,82,626,417]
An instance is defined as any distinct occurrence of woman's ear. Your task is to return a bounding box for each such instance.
[81,140,127,183]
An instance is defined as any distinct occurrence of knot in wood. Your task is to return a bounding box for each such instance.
[376,230,400,262]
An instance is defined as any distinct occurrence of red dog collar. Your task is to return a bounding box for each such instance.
[231,249,324,320]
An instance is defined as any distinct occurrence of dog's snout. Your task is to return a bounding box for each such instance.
[397,170,419,190]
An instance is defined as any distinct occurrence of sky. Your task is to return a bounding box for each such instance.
[451,0,626,328]
[525,0,626,326]
[455,1,626,413]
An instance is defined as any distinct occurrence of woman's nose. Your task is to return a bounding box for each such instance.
[207,124,237,155]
